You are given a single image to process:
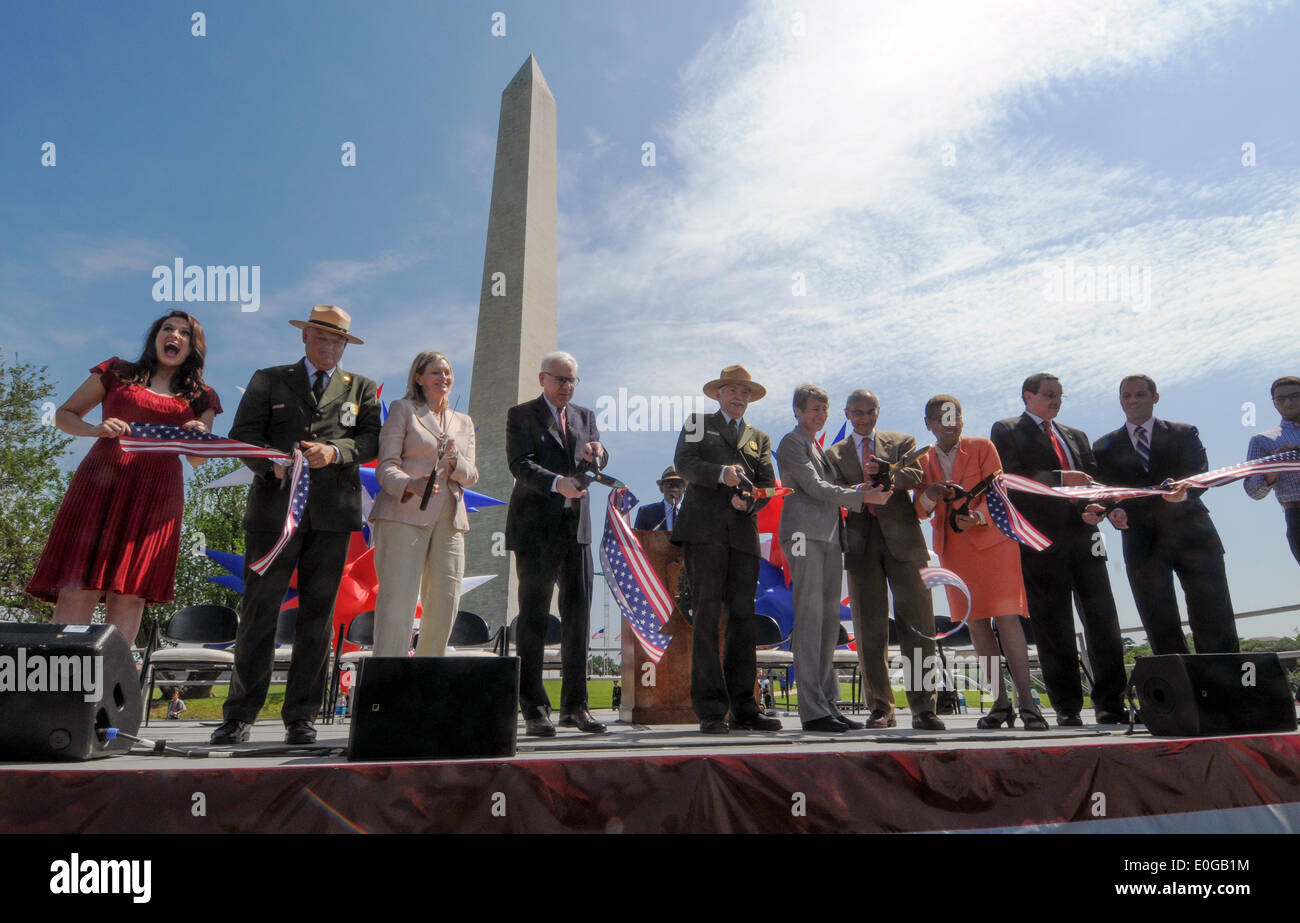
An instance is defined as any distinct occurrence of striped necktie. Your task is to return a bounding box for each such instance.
[1134,425,1150,471]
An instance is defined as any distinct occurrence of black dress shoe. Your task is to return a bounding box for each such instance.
[209,718,251,744]
[911,712,947,731]
[699,717,730,735]
[1056,712,1084,727]
[1094,710,1128,725]
[285,719,317,745]
[558,708,607,733]
[802,715,848,733]
[835,715,865,730]
[731,714,782,732]
[525,715,557,737]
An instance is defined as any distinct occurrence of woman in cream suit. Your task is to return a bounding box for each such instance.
[777,384,890,732]
[371,352,479,656]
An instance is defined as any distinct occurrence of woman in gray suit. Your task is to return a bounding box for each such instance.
[371,352,479,656]
[778,384,891,732]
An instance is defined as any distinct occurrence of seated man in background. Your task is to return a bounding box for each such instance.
[634,466,685,531]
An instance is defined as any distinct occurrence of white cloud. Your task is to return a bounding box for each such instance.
[557,0,1296,424]
[256,251,426,319]
[53,234,176,281]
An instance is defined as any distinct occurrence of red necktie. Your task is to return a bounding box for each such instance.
[1042,420,1070,469]
[559,408,575,474]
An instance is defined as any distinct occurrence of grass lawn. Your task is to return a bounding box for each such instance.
[761,682,1065,710]
[148,677,1069,721]
[148,679,624,722]
[148,686,287,722]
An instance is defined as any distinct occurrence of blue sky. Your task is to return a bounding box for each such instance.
[3,0,1299,640]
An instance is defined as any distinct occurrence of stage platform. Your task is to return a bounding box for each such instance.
[4,708,1300,834]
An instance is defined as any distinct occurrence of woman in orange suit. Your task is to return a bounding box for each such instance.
[914,394,1046,730]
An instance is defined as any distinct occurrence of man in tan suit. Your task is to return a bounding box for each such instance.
[826,389,944,730]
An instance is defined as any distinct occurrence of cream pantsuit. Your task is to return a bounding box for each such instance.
[369,397,478,657]
[372,515,464,656]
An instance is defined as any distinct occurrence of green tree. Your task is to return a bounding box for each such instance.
[1241,630,1300,694]
[0,355,73,620]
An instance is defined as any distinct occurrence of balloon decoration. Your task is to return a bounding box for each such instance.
[751,454,857,653]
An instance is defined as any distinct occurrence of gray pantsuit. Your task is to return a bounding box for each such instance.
[783,537,849,722]
[776,429,864,724]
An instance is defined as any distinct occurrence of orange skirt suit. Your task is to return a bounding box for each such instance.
[913,436,1027,620]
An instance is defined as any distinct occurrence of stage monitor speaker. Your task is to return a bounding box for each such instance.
[347,656,519,761]
[0,623,141,760]
[1130,653,1297,737]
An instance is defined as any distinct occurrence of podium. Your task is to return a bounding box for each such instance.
[619,529,696,724]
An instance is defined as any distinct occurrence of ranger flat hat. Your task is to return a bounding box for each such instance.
[289,304,364,345]
[703,364,766,401]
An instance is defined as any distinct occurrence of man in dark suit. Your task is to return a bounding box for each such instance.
[1092,375,1238,655]
[826,389,944,730]
[212,305,380,744]
[506,350,609,737]
[673,365,781,734]
[990,372,1126,726]
[633,466,685,531]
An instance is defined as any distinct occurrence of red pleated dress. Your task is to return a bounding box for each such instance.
[26,359,222,605]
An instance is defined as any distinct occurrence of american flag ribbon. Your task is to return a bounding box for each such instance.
[121,423,308,575]
[248,447,309,575]
[999,451,1300,502]
[986,476,1053,551]
[1180,449,1300,488]
[1001,471,1176,503]
[121,423,293,461]
[599,488,673,663]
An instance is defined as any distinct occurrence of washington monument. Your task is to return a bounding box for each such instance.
[466,55,558,630]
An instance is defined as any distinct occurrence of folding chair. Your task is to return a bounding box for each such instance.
[753,614,794,713]
[140,605,238,726]
[324,610,374,722]
[507,613,563,668]
[444,610,498,657]
[271,607,297,674]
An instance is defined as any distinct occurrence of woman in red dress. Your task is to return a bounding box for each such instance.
[27,310,221,644]
[913,394,1047,730]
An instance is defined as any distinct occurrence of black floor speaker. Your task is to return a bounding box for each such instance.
[0,623,142,760]
[347,656,519,760]
[1130,653,1297,737]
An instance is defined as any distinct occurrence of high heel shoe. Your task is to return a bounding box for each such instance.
[976,705,1016,729]
[1019,706,1049,731]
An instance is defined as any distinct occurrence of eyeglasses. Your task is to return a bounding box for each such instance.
[545,373,580,386]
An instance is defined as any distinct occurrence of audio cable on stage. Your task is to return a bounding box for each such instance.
[99,727,345,758]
